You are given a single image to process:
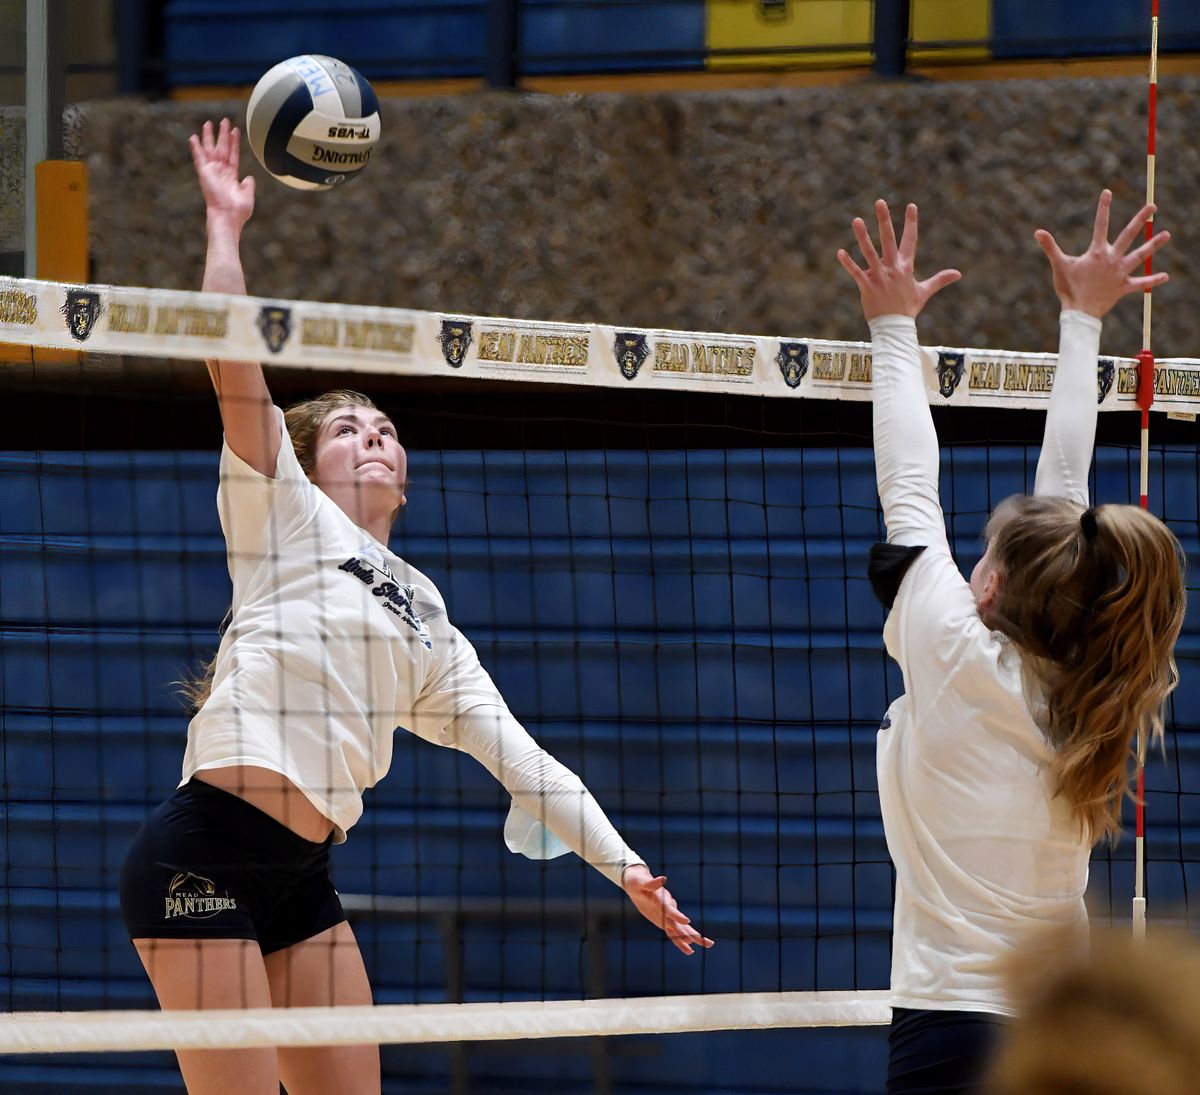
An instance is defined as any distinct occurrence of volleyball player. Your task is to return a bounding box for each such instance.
[836,191,1184,1094]
[119,117,712,1095]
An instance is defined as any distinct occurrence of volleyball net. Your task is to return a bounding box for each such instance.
[0,276,1197,1091]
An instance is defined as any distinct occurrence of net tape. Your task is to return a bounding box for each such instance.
[0,992,891,1054]
[3,275,1199,413]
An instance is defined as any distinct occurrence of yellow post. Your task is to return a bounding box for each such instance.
[1,160,90,364]
[33,159,89,364]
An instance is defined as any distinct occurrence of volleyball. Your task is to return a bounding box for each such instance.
[246,55,380,191]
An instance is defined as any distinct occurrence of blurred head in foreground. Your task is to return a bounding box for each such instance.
[986,926,1200,1095]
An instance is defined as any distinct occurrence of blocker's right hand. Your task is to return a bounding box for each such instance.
[189,117,255,229]
[837,199,961,323]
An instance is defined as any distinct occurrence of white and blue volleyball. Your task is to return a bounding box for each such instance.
[246,55,380,191]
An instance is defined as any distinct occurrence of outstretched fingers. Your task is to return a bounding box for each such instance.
[875,199,900,264]
[1034,227,1067,268]
[1090,188,1113,249]
[1122,229,1172,276]
[836,247,868,289]
[1126,270,1171,294]
[639,876,714,955]
[919,268,963,302]
[1113,201,1158,256]
[897,203,919,263]
[225,124,242,172]
[851,216,882,271]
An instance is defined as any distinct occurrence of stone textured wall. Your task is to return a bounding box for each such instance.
[75,77,1200,358]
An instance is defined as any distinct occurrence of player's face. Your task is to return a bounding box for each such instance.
[312,405,408,508]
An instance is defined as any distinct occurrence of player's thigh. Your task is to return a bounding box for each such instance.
[133,937,280,1095]
[264,921,380,1095]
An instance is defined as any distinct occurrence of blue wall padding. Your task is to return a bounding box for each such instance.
[162,0,705,84]
[165,0,488,83]
[992,0,1200,57]
[1,444,1196,1093]
[158,1,1200,87]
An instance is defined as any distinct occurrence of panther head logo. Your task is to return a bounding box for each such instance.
[61,289,102,342]
[936,351,965,399]
[257,305,292,354]
[613,332,649,380]
[169,871,216,897]
[438,319,473,368]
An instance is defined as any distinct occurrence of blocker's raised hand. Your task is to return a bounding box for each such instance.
[622,865,714,956]
[1034,189,1170,320]
[189,117,255,229]
[837,199,961,323]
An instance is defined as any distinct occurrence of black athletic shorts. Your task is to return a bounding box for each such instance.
[119,778,345,955]
[886,1006,1006,1095]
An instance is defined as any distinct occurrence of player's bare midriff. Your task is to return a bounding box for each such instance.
[194,765,336,843]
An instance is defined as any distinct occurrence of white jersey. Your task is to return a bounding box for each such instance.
[870,311,1101,1015]
[181,411,643,885]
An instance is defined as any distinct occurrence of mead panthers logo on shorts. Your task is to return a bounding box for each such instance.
[1097,357,1115,404]
[163,871,237,921]
[438,319,473,369]
[936,351,965,399]
[61,289,101,342]
[258,305,292,353]
[613,332,649,380]
[776,342,808,389]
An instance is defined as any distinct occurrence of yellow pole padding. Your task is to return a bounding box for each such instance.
[33,159,88,364]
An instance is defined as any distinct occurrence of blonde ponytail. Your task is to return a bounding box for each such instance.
[984,496,1186,842]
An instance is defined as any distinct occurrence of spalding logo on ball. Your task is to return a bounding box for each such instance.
[247,55,380,191]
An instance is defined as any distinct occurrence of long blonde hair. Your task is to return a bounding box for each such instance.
[178,390,385,712]
[983,496,1186,842]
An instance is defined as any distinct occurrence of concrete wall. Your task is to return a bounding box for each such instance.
[74,76,1200,358]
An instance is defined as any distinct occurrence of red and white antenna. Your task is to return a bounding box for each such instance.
[1133,0,1160,941]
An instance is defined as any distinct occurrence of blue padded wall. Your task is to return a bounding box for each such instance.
[162,0,705,85]
[992,0,1200,57]
[0,442,1197,1093]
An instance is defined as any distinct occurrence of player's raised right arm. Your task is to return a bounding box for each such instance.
[191,117,278,477]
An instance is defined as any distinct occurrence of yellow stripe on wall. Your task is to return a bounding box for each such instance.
[706,0,990,71]
[707,0,872,70]
[911,0,989,63]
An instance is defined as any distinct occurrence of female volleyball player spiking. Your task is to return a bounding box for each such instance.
[836,191,1185,1095]
[119,117,712,1095]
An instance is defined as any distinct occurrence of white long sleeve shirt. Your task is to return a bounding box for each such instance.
[183,411,642,886]
[870,311,1101,1015]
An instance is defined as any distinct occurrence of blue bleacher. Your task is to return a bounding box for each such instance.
[1,443,1197,1092]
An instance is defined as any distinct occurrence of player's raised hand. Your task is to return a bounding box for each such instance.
[837,200,961,323]
[1034,189,1170,320]
[622,865,714,956]
[189,117,255,229]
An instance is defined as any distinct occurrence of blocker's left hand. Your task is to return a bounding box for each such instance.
[1034,189,1171,320]
[622,864,714,956]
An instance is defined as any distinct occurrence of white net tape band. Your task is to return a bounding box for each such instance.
[0,991,891,1054]
[3,275,1197,413]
